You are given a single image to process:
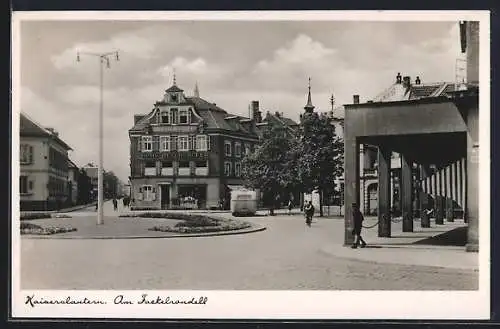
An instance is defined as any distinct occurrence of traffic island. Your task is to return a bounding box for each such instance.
[20,213,265,239]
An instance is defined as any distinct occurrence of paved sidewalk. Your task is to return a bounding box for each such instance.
[321,217,478,270]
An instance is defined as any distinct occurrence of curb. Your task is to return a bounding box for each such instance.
[20,225,267,240]
[318,245,478,271]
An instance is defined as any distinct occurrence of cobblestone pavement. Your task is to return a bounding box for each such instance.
[21,210,478,290]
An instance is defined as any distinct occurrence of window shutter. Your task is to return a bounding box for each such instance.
[207,135,211,150]
[188,136,193,150]
[137,138,142,151]
[151,192,156,201]
[28,180,34,191]
[137,191,143,201]
[193,136,198,150]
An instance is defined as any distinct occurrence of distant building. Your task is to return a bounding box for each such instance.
[67,159,79,206]
[128,80,260,210]
[19,113,72,210]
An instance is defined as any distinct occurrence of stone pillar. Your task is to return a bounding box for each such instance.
[401,154,413,232]
[377,147,391,237]
[344,136,360,246]
[461,158,467,222]
[466,110,478,252]
[435,168,444,225]
[446,165,455,222]
[390,171,394,209]
[420,165,431,228]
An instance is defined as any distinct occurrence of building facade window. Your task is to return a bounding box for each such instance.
[142,136,152,152]
[245,143,251,155]
[171,94,178,103]
[235,162,241,177]
[178,136,189,151]
[161,111,169,124]
[235,142,242,158]
[224,161,232,176]
[224,141,232,157]
[171,108,179,124]
[160,136,170,151]
[142,185,153,201]
[196,135,208,151]
[179,109,189,124]
[20,144,33,164]
[195,160,207,168]
[20,175,28,194]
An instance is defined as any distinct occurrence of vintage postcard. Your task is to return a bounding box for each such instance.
[11,10,490,320]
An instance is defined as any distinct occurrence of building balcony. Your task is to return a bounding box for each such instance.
[178,168,191,176]
[161,168,174,176]
[144,167,157,176]
[195,168,208,176]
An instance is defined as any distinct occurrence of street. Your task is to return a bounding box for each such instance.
[20,201,478,290]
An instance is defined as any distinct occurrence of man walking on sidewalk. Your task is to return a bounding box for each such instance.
[351,203,367,248]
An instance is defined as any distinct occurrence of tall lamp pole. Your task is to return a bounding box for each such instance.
[76,50,120,225]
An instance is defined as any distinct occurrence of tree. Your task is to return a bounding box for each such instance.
[241,124,298,215]
[295,112,344,216]
[103,171,120,198]
[77,168,92,205]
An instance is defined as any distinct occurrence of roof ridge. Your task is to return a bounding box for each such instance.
[21,112,53,136]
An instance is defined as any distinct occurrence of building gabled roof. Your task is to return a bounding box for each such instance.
[371,81,458,103]
[20,112,73,150]
[68,158,79,169]
[129,95,259,137]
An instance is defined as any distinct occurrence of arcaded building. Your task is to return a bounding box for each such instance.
[343,21,479,252]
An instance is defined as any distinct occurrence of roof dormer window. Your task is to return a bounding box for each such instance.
[161,111,169,124]
[171,94,178,103]
[179,109,189,124]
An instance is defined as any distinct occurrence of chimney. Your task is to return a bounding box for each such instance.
[46,127,59,137]
[396,72,402,84]
[415,76,421,85]
[403,76,411,89]
[251,101,262,123]
[353,95,360,104]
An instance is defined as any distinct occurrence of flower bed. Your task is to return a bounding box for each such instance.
[121,212,251,234]
[20,213,52,220]
[149,220,251,234]
[20,222,77,235]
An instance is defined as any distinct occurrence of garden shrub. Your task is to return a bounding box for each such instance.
[20,213,52,220]
[20,222,77,235]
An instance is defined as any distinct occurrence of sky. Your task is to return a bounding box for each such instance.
[19,18,462,183]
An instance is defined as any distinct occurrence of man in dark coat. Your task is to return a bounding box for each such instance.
[351,203,367,248]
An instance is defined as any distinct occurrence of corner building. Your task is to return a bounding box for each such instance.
[129,82,260,210]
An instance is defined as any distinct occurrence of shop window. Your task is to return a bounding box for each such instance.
[195,161,207,168]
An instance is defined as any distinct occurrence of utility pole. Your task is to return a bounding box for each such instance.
[76,50,120,225]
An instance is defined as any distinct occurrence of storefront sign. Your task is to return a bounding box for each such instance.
[139,150,208,160]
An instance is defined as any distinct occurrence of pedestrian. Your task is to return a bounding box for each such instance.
[304,201,314,227]
[287,199,293,215]
[351,203,367,248]
[113,197,118,211]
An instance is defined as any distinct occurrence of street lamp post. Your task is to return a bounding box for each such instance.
[76,50,120,225]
